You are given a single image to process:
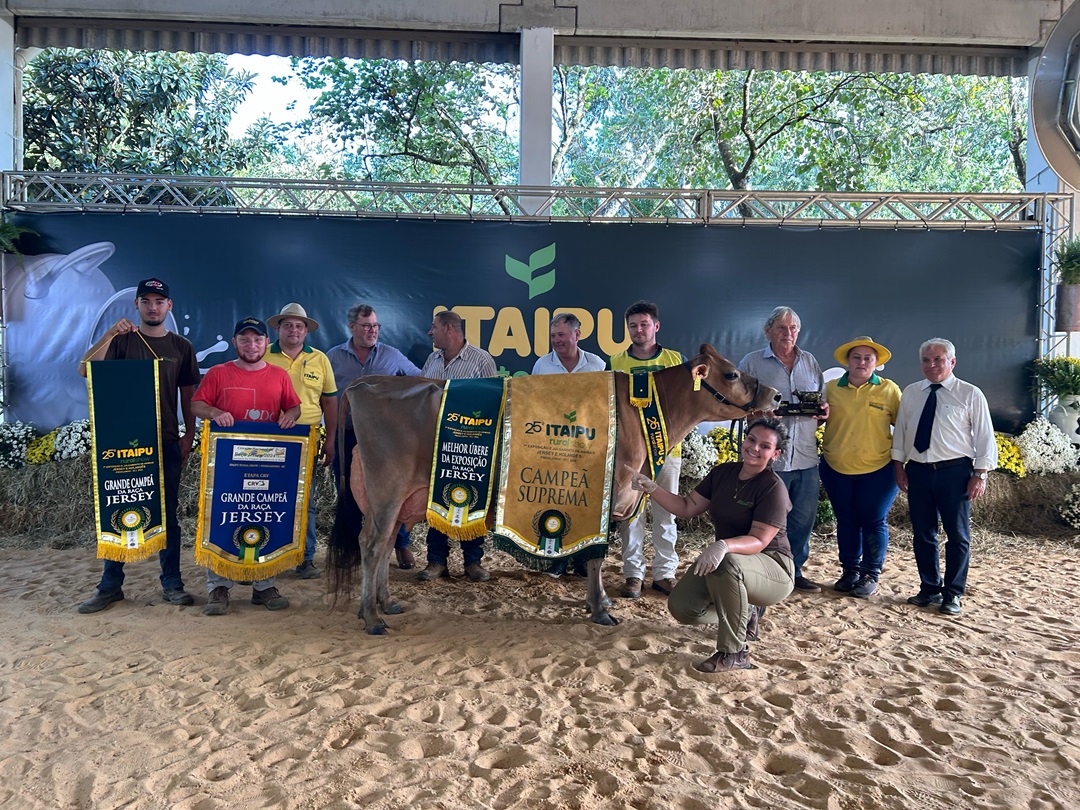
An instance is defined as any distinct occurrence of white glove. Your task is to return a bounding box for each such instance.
[692,540,728,576]
[624,464,657,493]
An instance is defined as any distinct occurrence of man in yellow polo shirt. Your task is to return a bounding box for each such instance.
[265,302,337,579]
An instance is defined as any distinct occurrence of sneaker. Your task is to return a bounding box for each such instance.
[745,605,763,642]
[620,577,643,599]
[545,559,567,579]
[695,646,752,672]
[417,563,449,581]
[571,558,590,578]
[162,587,195,606]
[906,590,943,607]
[793,575,822,593]
[651,577,677,595]
[851,574,878,599]
[464,563,491,582]
[203,586,230,616]
[395,547,416,570]
[251,586,289,610]
[78,588,124,614]
[833,569,860,593]
[939,594,962,616]
[296,561,321,579]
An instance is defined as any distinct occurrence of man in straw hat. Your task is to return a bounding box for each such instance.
[77,277,201,614]
[265,303,337,579]
[820,337,902,599]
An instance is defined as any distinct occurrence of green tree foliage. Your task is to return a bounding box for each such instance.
[23,49,266,175]
[291,57,520,186]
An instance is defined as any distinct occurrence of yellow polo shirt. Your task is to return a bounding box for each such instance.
[822,372,902,475]
[264,342,337,426]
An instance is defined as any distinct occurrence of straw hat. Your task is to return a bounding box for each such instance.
[267,302,318,332]
[833,336,891,366]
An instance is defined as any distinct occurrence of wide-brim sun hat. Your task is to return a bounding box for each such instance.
[267,302,319,332]
[834,336,891,366]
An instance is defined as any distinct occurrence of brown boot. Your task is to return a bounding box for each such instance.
[651,577,677,595]
[695,646,752,672]
[620,577,642,598]
[464,563,491,582]
[417,562,449,582]
[396,547,416,570]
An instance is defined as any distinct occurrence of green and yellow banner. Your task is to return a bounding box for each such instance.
[195,422,316,581]
[87,359,166,562]
[494,372,616,569]
[426,378,507,540]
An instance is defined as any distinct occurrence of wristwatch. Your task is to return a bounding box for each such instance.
[974,471,988,480]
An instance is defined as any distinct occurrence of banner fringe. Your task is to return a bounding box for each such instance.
[97,536,167,563]
[426,511,488,541]
[195,546,303,582]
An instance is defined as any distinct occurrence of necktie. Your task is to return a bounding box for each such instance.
[913,383,942,453]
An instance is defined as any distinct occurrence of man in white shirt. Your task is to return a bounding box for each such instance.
[531,313,605,375]
[892,338,997,617]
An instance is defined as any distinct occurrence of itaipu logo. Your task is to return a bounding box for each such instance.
[525,409,596,441]
[505,243,556,299]
[101,439,153,460]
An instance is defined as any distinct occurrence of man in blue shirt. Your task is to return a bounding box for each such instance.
[327,303,422,568]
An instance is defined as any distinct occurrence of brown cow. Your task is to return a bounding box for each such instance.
[330,344,779,634]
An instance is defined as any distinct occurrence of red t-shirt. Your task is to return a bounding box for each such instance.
[192,361,301,422]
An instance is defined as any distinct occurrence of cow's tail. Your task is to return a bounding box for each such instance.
[328,389,360,604]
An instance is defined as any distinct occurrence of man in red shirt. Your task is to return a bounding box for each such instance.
[192,317,302,616]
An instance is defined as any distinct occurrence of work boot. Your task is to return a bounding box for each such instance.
[620,577,642,599]
[162,587,195,606]
[251,586,289,610]
[464,563,491,582]
[417,562,449,581]
[203,586,230,616]
[78,588,124,614]
[395,547,416,570]
[296,561,321,579]
[695,646,752,672]
[651,577,677,595]
[833,568,860,593]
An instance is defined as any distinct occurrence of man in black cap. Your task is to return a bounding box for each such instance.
[77,277,201,613]
[191,317,302,616]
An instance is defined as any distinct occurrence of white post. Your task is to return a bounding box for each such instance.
[519,27,553,215]
[0,15,14,172]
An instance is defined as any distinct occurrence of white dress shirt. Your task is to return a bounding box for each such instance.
[891,374,998,470]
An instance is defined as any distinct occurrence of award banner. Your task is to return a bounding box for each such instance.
[426,377,507,540]
[494,372,616,569]
[195,421,316,581]
[87,358,166,562]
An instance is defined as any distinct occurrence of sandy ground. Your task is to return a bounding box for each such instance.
[1,534,1079,810]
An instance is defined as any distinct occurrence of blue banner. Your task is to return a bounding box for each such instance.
[195,421,316,581]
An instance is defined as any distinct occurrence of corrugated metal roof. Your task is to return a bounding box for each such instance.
[14,18,1029,77]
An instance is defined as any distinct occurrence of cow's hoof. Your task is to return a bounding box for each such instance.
[591,612,619,626]
[382,601,404,615]
[365,623,389,636]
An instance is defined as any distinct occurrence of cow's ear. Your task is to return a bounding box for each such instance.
[692,363,709,380]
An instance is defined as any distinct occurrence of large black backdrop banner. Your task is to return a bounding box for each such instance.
[2,212,1039,433]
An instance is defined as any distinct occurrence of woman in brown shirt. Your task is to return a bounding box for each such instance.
[627,417,795,672]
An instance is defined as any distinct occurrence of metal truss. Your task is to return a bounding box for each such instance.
[0,172,1069,230]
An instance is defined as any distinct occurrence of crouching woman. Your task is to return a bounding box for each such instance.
[627,417,795,672]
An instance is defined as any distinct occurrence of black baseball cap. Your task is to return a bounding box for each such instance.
[135,278,170,298]
[233,317,268,337]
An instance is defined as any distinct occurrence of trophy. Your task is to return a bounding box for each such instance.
[776,390,826,417]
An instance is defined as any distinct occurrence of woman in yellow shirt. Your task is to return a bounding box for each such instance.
[820,337,902,599]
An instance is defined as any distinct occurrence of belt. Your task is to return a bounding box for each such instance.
[907,457,971,470]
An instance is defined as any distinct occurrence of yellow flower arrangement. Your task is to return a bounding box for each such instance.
[706,425,741,464]
[994,432,1025,478]
[26,429,58,464]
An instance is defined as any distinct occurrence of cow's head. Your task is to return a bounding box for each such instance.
[689,344,780,419]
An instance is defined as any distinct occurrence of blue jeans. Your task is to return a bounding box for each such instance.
[425,527,484,567]
[906,460,973,598]
[776,466,819,578]
[819,458,899,578]
[332,428,410,550]
[97,441,184,593]
[303,485,317,563]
